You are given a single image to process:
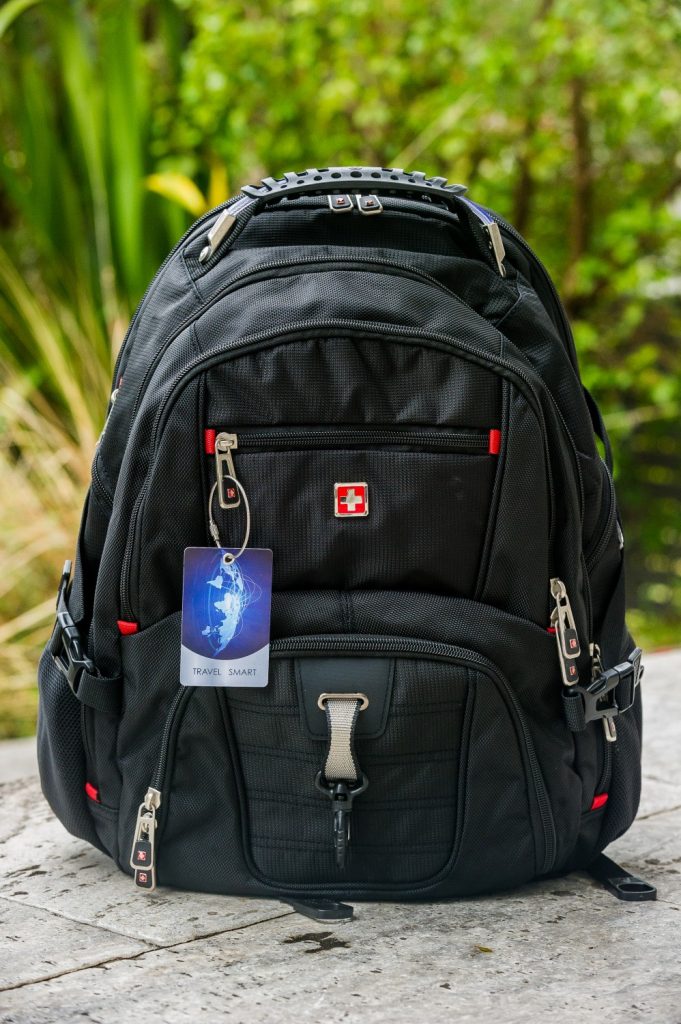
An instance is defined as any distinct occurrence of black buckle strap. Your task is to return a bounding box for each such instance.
[52,560,95,693]
[562,648,643,736]
[51,560,120,716]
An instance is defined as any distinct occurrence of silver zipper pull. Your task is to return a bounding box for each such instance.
[550,578,581,686]
[589,642,617,742]
[590,642,603,681]
[356,194,383,215]
[215,432,241,510]
[199,209,237,263]
[130,787,161,891]
[98,384,120,445]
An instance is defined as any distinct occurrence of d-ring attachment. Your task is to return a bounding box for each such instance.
[208,477,251,563]
[317,692,370,711]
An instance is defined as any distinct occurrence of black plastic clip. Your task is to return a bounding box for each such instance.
[563,648,643,738]
[52,560,95,696]
[315,773,369,869]
[280,898,354,922]
[587,853,657,902]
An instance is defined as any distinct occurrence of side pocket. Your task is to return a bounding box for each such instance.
[70,483,111,635]
[36,642,104,851]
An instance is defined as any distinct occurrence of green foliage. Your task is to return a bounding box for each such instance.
[0,0,680,735]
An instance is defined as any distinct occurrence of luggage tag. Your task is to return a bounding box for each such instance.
[180,473,272,688]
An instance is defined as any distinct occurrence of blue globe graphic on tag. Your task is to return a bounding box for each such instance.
[199,553,262,655]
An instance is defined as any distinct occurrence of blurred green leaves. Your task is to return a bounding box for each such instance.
[0,0,680,735]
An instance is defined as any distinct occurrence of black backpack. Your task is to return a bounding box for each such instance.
[38,166,655,919]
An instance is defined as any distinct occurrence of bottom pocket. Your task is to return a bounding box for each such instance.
[219,635,555,895]
[119,600,570,899]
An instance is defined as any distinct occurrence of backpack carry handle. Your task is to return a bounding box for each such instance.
[240,166,468,203]
[198,166,508,276]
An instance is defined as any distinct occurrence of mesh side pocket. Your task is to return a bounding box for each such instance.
[36,641,104,851]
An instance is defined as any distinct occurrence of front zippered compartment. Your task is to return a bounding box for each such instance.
[271,635,556,877]
[129,634,557,891]
[125,253,513,431]
[119,318,574,621]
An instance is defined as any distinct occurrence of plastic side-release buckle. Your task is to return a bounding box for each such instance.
[563,648,643,741]
[52,560,95,696]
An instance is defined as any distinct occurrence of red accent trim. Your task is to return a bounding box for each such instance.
[85,781,100,803]
[488,428,501,455]
[590,793,609,811]
[204,428,216,455]
[547,626,556,635]
[117,619,139,636]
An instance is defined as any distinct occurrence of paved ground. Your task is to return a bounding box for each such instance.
[1,651,680,1024]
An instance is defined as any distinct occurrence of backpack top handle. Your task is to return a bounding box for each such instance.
[199,165,507,277]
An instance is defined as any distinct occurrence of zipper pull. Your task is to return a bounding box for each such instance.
[590,642,603,681]
[589,642,617,742]
[355,194,383,215]
[98,382,121,445]
[199,209,237,263]
[214,432,241,510]
[550,578,581,686]
[130,787,161,891]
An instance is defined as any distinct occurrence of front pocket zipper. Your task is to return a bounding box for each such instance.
[209,425,497,510]
[209,425,493,454]
[129,635,556,892]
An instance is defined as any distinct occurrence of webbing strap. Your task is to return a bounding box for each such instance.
[323,698,362,783]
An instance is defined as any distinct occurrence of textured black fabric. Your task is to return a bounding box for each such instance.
[35,167,641,901]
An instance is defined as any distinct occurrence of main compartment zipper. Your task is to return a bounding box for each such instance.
[129,635,556,892]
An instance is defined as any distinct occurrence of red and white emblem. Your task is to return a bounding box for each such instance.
[334,482,369,517]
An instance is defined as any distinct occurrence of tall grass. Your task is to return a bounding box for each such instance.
[0,1,197,736]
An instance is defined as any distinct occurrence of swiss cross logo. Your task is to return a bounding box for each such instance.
[137,850,147,862]
[334,482,369,517]
[138,872,148,884]
[569,637,578,650]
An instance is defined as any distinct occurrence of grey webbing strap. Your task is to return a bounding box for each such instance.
[322,698,362,783]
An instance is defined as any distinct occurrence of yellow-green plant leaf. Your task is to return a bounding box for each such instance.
[145,173,207,217]
[0,0,44,38]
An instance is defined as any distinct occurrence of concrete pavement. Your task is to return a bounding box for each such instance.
[1,650,680,1023]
